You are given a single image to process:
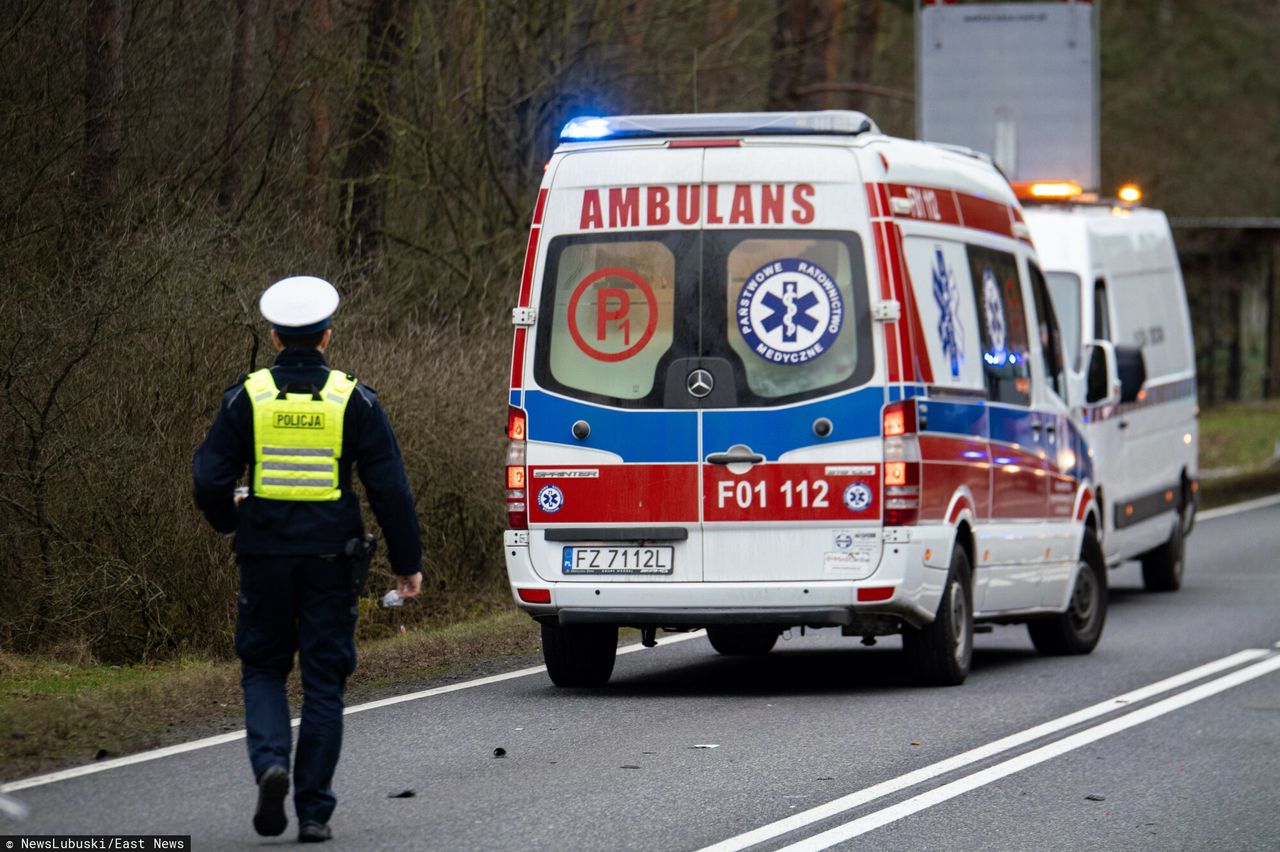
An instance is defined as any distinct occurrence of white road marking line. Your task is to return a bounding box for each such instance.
[779,653,1280,851]
[696,648,1270,852]
[0,630,706,794]
[1197,492,1280,522]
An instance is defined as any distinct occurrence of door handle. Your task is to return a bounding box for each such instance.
[707,451,765,466]
[1118,420,1130,430]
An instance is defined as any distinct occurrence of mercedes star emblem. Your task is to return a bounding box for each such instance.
[686,369,714,398]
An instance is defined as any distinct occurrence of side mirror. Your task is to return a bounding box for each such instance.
[1114,344,1147,403]
[1082,340,1120,406]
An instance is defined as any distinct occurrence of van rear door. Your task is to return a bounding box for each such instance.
[697,146,882,583]
[523,147,705,584]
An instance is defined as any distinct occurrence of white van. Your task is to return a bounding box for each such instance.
[1024,203,1197,591]
[503,112,1108,688]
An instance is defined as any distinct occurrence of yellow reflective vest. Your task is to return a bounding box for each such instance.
[244,368,357,502]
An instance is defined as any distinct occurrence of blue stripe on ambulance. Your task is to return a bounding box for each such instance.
[917,397,988,438]
[701,388,883,461]
[523,390,698,463]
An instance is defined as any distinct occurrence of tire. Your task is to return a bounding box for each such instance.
[541,622,618,687]
[706,626,779,656]
[1028,529,1107,655]
[1141,512,1185,592]
[903,546,973,686]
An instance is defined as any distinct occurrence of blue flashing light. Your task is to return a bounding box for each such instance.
[557,111,880,144]
[561,117,613,140]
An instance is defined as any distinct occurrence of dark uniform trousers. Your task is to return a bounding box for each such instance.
[235,554,358,825]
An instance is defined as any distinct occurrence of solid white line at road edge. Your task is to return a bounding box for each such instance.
[0,630,706,794]
[696,647,1270,852]
[777,653,1280,851]
[1196,491,1280,522]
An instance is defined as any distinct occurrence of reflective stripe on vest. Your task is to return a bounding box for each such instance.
[245,368,357,502]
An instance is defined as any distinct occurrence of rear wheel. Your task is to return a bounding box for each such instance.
[1141,512,1185,592]
[903,546,973,686]
[541,622,617,687]
[1028,529,1107,655]
[706,626,779,656]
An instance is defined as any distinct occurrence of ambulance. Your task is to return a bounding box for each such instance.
[1023,192,1197,592]
[502,112,1108,688]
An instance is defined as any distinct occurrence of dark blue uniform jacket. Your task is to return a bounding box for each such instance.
[193,347,422,575]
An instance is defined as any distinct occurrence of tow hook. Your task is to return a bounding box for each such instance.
[641,627,657,648]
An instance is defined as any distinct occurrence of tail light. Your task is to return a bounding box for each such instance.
[506,406,528,529]
[883,400,920,526]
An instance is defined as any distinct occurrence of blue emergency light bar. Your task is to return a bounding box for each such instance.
[560,111,880,143]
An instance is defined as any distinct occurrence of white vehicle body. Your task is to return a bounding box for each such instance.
[1025,205,1198,569]
[502,112,1105,684]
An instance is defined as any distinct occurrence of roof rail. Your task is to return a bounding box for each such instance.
[925,141,995,166]
[559,111,880,143]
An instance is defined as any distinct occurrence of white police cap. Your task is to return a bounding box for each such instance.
[259,276,340,334]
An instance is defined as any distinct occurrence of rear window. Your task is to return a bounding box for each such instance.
[544,237,678,400]
[533,229,872,408]
[722,236,860,399]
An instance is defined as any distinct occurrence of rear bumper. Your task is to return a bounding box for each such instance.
[557,606,856,628]
[504,527,955,629]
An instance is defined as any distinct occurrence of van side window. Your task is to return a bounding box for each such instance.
[1044,271,1081,370]
[1028,262,1067,399]
[1092,278,1111,341]
[537,235,680,403]
[967,246,1032,406]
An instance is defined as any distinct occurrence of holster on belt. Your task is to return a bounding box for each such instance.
[344,533,377,596]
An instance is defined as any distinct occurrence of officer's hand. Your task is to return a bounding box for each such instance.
[397,572,423,599]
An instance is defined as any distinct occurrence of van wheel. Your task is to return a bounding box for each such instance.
[902,547,973,686]
[1141,512,1184,592]
[1028,529,1107,655]
[541,622,617,687]
[706,627,779,656]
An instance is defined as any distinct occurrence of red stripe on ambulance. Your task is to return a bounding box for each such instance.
[528,464,698,524]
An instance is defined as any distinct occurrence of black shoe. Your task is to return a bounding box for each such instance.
[252,764,290,837]
[298,821,333,843]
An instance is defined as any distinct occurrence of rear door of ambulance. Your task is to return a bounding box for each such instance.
[697,145,882,584]
[520,144,705,587]
[518,142,883,591]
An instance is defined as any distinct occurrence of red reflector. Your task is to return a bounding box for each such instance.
[857,586,895,603]
[666,139,741,148]
[517,587,551,604]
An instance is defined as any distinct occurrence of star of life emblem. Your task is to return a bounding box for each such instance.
[981,265,1008,366]
[537,484,564,514]
[843,482,872,512]
[931,247,965,378]
[736,258,844,365]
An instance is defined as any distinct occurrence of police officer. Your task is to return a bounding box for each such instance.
[193,276,422,843]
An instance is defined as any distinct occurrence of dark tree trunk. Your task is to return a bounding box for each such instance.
[848,0,882,111]
[218,0,260,212]
[766,0,843,110]
[83,0,124,213]
[338,0,415,275]
[306,0,333,203]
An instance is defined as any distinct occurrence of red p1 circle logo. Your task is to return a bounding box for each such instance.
[566,267,658,362]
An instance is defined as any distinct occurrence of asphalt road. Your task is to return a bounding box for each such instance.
[5,499,1280,851]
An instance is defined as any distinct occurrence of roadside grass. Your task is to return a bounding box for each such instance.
[0,608,541,783]
[1198,466,1280,510]
[1199,401,1280,471]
